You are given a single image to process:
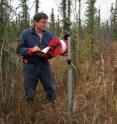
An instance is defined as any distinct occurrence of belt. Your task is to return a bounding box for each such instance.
[23,58,49,66]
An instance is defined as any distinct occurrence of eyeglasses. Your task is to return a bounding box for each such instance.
[39,21,48,24]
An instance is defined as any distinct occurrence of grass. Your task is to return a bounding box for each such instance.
[0,42,117,124]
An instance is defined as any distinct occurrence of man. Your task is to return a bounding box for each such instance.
[16,12,56,103]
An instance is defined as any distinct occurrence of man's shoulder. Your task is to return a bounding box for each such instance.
[45,30,54,38]
[21,28,32,35]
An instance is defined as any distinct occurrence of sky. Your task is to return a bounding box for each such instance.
[10,0,116,22]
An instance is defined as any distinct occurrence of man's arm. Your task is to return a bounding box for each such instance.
[16,31,33,57]
[16,31,41,57]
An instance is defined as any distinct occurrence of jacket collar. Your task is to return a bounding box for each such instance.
[31,27,47,36]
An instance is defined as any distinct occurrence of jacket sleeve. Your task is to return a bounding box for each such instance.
[16,31,33,57]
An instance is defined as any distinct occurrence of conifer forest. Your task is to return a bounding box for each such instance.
[0,0,117,124]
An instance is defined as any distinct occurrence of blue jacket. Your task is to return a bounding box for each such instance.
[16,28,53,64]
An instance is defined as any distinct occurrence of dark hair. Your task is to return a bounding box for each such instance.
[33,12,48,22]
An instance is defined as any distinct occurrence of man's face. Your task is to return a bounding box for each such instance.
[35,19,48,31]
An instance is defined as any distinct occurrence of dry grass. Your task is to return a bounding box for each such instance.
[0,42,117,124]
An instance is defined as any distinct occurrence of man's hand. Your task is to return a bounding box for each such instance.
[32,45,41,53]
[36,52,48,60]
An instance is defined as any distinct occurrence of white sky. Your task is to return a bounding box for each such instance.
[11,0,116,22]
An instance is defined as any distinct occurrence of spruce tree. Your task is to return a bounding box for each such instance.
[35,0,39,14]
[56,15,60,35]
[86,0,96,54]
[67,0,72,31]
[20,0,30,31]
[95,7,101,40]
[60,0,67,33]
[49,8,56,34]
[110,0,117,40]
[60,0,72,33]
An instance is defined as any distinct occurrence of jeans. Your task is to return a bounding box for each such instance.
[23,62,56,101]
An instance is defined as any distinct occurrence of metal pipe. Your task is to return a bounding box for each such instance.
[67,36,73,113]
